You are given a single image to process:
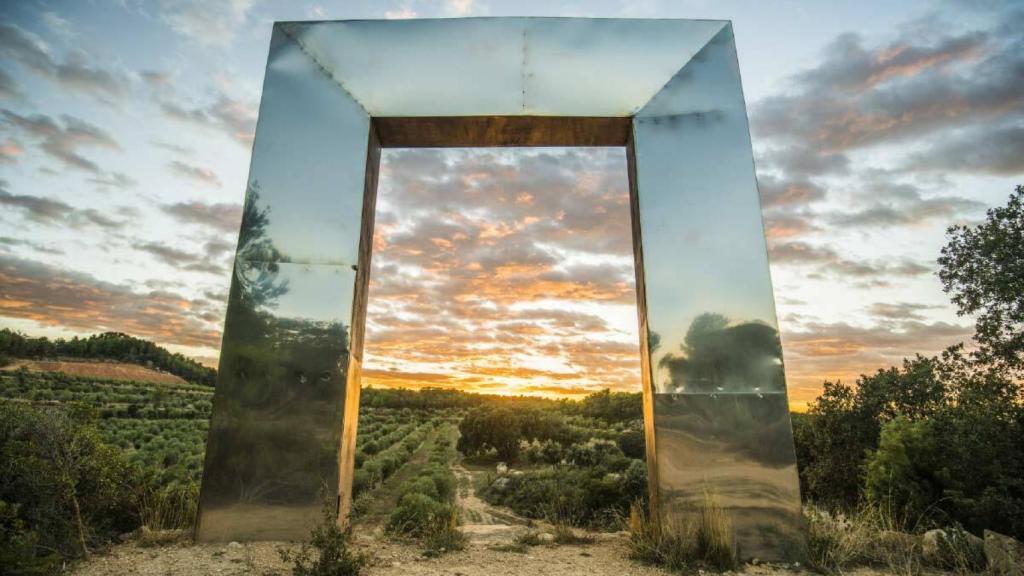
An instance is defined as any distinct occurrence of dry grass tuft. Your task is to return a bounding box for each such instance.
[552,522,595,545]
[626,492,736,573]
[805,503,928,575]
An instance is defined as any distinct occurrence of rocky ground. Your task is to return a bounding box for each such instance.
[72,533,892,576]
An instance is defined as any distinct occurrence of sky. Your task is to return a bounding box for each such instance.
[0,0,1020,408]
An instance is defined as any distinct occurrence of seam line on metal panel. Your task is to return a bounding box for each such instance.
[279,23,371,116]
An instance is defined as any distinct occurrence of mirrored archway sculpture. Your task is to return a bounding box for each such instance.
[196,17,805,561]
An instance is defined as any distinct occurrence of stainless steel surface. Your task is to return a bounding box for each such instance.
[630,24,803,560]
[198,18,804,560]
[195,24,372,541]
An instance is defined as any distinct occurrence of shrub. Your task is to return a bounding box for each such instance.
[0,402,136,562]
[480,460,644,530]
[423,507,466,557]
[864,417,938,526]
[799,346,1024,539]
[406,477,440,501]
[0,500,60,576]
[616,428,646,460]
[552,523,594,545]
[281,504,366,576]
[386,493,445,538]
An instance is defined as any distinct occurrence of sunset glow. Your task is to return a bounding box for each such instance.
[362,148,643,398]
[0,1,1019,412]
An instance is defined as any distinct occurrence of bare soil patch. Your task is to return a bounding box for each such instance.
[2,359,189,386]
[71,533,852,576]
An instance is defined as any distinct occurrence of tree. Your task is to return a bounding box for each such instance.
[457,407,522,461]
[799,354,947,509]
[938,185,1024,371]
[0,404,135,563]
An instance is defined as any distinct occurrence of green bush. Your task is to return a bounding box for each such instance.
[386,493,446,538]
[864,417,938,526]
[797,346,1024,538]
[0,402,138,563]
[0,500,60,576]
[480,459,645,529]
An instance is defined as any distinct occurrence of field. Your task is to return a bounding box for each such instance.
[0,367,646,543]
[0,368,212,486]
[2,359,190,386]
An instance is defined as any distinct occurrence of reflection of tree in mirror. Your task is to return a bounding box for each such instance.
[201,180,350,508]
[658,313,783,394]
[647,330,661,354]
[235,181,290,312]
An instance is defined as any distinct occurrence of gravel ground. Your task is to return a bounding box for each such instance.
[70,533,836,576]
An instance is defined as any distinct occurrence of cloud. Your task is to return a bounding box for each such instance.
[782,318,974,403]
[0,67,22,100]
[161,200,242,233]
[904,123,1024,176]
[769,240,929,283]
[167,160,222,187]
[40,11,75,40]
[0,236,63,255]
[88,171,137,191]
[0,253,221,349]
[757,146,850,177]
[384,5,417,19]
[361,148,643,395]
[866,302,940,321]
[763,212,818,240]
[752,21,1021,154]
[827,182,983,228]
[0,137,23,164]
[758,174,826,209]
[159,92,257,146]
[0,24,126,100]
[152,140,193,155]
[158,0,255,47]
[444,0,478,16]
[136,241,226,275]
[0,180,129,230]
[2,109,119,173]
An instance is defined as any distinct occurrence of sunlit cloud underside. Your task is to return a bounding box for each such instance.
[361,148,643,398]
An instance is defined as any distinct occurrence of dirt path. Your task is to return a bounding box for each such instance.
[355,428,440,533]
[70,535,842,576]
[68,536,643,576]
[452,461,532,542]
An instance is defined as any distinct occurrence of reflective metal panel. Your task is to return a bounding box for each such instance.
[197,260,355,540]
[246,24,371,266]
[523,18,725,116]
[199,17,804,560]
[196,23,374,541]
[653,393,803,560]
[291,19,524,117]
[630,24,803,561]
[284,18,727,117]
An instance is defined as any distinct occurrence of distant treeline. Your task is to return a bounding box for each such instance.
[0,329,217,386]
[361,386,642,422]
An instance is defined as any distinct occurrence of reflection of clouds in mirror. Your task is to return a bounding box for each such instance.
[657,313,784,394]
[362,147,643,398]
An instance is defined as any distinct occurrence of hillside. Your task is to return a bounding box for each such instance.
[0,329,217,386]
[2,358,190,386]
[0,369,212,484]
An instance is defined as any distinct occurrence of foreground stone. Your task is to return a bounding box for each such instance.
[922,528,984,569]
[985,530,1024,576]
